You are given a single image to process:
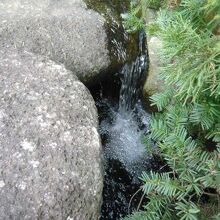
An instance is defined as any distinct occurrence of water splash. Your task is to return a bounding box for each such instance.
[100,30,150,180]
[100,107,150,180]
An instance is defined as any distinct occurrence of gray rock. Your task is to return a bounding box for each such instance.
[143,8,157,25]
[143,36,164,97]
[143,9,165,97]
[0,0,110,84]
[0,48,103,220]
[84,0,132,64]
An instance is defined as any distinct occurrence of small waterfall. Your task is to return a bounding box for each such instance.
[100,30,150,181]
[92,30,155,220]
[85,2,153,219]
[119,30,147,112]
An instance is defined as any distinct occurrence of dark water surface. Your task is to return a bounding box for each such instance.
[86,2,162,219]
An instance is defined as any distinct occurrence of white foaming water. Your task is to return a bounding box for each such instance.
[100,105,151,179]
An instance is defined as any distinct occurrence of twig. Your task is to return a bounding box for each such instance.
[128,188,142,214]
[137,192,145,211]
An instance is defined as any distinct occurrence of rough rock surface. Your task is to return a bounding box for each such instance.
[143,36,164,96]
[85,0,133,65]
[143,8,157,26]
[0,48,103,220]
[143,9,164,97]
[0,0,110,84]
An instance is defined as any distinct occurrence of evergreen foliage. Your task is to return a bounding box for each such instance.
[124,0,220,219]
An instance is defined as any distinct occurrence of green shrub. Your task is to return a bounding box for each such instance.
[122,0,164,32]
[141,0,164,9]
[124,0,220,219]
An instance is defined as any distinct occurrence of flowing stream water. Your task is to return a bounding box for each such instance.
[92,31,162,219]
[84,2,161,218]
[100,31,150,181]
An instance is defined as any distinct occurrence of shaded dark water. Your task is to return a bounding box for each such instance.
[89,31,151,220]
[85,2,163,219]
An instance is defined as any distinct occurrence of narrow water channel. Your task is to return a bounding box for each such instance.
[89,30,163,219]
[84,2,163,219]
[99,31,148,219]
[99,30,150,182]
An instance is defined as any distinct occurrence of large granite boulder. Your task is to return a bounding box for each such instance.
[0,0,110,84]
[0,48,103,220]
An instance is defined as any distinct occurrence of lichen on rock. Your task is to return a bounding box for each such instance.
[0,0,110,84]
[0,47,103,220]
